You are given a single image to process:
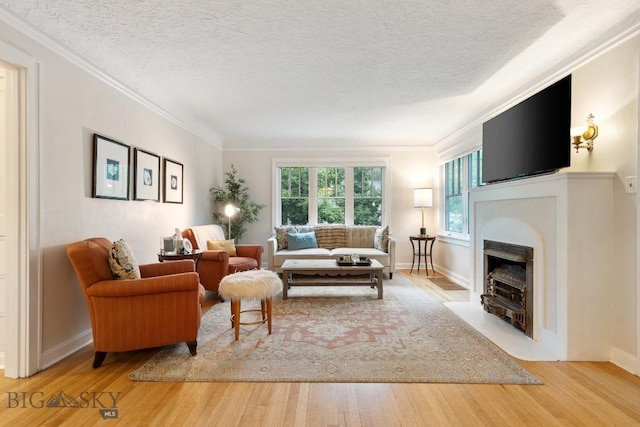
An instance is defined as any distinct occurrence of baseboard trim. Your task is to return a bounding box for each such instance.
[41,329,93,370]
[430,265,469,288]
[610,346,637,375]
[395,263,469,288]
[0,352,5,370]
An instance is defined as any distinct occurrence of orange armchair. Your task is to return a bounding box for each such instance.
[66,237,205,368]
[182,225,263,296]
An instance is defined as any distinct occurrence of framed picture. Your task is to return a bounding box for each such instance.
[134,148,161,201]
[92,134,130,200]
[163,158,183,204]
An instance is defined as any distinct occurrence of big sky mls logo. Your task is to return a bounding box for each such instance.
[7,391,121,419]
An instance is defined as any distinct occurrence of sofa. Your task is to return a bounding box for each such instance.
[267,224,395,278]
[182,224,263,295]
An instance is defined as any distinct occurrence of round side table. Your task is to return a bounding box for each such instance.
[157,250,203,269]
[409,235,436,275]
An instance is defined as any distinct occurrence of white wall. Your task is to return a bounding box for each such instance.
[222,149,439,268]
[0,20,223,368]
[570,35,638,360]
[437,33,639,368]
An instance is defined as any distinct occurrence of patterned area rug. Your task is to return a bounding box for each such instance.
[428,277,468,291]
[129,274,541,384]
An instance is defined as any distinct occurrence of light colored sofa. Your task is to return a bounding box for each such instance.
[267,225,395,278]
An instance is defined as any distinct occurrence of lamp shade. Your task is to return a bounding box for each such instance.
[414,188,433,208]
[224,203,237,218]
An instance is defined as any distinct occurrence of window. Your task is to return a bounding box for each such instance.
[280,167,309,225]
[317,167,346,224]
[443,150,482,236]
[469,150,483,189]
[353,167,383,225]
[275,161,387,226]
[445,158,463,233]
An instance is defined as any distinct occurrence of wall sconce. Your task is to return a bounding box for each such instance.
[413,188,433,236]
[224,203,239,239]
[571,113,598,153]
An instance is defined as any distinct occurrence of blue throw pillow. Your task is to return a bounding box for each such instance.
[287,232,318,250]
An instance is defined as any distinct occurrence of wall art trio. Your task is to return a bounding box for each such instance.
[92,133,183,204]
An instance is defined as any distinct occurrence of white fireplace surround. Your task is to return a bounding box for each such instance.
[456,172,614,361]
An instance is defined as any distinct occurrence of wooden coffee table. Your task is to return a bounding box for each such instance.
[280,259,384,300]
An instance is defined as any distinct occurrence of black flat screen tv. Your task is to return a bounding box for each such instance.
[482,75,571,184]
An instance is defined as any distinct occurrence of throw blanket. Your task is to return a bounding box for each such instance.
[189,225,225,249]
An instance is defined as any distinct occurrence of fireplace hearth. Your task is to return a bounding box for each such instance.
[481,240,533,338]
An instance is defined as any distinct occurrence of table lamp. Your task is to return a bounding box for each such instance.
[413,188,433,236]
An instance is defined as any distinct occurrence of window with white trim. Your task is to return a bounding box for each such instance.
[275,160,388,226]
[280,167,309,225]
[443,150,483,236]
[445,158,463,233]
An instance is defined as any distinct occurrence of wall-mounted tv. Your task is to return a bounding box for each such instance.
[482,75,571,184]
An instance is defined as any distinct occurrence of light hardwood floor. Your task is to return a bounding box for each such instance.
[1,270,639,426]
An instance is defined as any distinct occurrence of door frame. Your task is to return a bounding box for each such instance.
[1,40,41,378]
[636,55,640,378]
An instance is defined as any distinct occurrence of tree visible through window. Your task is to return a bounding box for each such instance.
[280,167,309,225]
[317,167,345,224]
[443,150,482,235]
[445,158,463,233]
[277,165,384,226]
[354,167,382,225]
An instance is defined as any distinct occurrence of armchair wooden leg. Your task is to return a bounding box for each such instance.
[186,340,197,356]
[92,351,107,369]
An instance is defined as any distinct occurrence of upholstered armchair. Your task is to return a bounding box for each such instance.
[182,224,263,296]
[66,237,205,368]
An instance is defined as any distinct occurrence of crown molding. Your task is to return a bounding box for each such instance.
[434,21,640,156]
[224,145,436,153]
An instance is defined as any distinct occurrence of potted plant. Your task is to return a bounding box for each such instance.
[210,164,265,242]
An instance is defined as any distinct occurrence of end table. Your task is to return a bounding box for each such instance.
[157,250,203,269]
[409,235,436,275]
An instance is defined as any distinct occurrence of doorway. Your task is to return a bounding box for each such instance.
[0,42,41,378]
[0,62,10,371]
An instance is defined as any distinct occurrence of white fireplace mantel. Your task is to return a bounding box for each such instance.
[461,171,614,360]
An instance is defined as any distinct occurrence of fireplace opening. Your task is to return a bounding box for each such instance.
[481,240,533,338]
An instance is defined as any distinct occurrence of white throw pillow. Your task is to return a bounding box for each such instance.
[374,226,390,252]
[109,239,141,280]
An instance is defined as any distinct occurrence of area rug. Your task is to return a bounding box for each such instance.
[129,274,542,384]
[428,277,468,291]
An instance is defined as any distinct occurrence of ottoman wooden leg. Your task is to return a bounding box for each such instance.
[261,300,267,321]
[231,299,241,340]
[266,298,273,335]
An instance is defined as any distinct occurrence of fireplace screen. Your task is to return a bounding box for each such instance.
[481,240,533,338]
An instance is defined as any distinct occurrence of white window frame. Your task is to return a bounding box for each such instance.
[272,157,390,228]
[439,149,482,242]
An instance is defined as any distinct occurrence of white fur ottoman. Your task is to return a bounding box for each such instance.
[218,270,283,340]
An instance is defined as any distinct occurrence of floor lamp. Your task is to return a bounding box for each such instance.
[224,203,238,239]
[413,188,433,236]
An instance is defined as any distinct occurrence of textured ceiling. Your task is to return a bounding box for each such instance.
[1,1,639,149]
